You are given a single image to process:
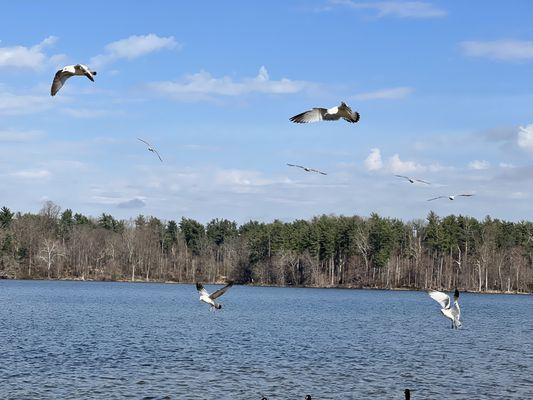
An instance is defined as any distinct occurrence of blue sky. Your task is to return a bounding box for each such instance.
[1,1,533,223]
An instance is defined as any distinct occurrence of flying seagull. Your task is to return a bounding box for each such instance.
[196,281,234,310]
[290,102,360,124]
[427,194,474,201]
[287,163,327,175]
[395,175,430,185]
[428,289,462,329]
[51,64,97,96]
[137,138,163,162]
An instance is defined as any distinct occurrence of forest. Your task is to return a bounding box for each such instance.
[0,201,532,293]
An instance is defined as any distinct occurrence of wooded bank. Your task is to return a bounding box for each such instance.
[1,202,531,293]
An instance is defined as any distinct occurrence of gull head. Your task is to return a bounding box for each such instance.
[215,303,222,309]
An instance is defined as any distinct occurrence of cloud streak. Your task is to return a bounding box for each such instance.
[147,66,313,101]
[91,34,179,68]
[353,86,413,100]
[328,1,447,18]
[460,40,533,61]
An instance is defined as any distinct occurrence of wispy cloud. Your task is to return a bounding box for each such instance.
[10,169,51,179]
[353,86,413,101]
[468,160,490,170]
[91,34,179,68]
[147,66,313,101]
[0,36,60,70]
[0,90,53,115]
[327,1,447,18]
[460,40,533,61]
[0,129,44,142]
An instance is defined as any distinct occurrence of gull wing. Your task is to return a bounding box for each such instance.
[153,149,163,162]
[51,70,73,96]
[428,290,451,309]
[196,282,210,298]
[342,111,360,123]
[415,179,431,185]
[210,281,234,300]
[309,168,327,175]
[290,108,327,123]
[287,163,305,170]
[427,196,446,201]
[395,175,410,181]
[137,138,151,147]
[458,194,474,197]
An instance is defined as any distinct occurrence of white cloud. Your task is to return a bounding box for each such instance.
[518,125,533,152]
[388,154,423,174]
[10,169,51,179]
[364,148,446,174]
[499,162,515,169]
[148,66,312,101]
[353,86,413,101]
[0,90,52,115]
[0,129,43,142]
[91,34,179,68]
[0,37,59,69]
[460,40,533,61]
[364,148,383,171]
[329,1,447,18]
[468,160,490,170]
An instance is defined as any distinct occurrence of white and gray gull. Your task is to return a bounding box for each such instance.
[428,288,462,329]
[287,163,327,175]
[290,102,360,124]
[51,64,97,96]
[137,138,163,162]
[196,281,234,310]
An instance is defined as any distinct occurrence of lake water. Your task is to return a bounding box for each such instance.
[0,281,532,399]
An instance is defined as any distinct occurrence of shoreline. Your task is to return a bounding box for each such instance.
[2,276,531,295]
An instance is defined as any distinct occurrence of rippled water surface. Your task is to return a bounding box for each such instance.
[0,281,532,399]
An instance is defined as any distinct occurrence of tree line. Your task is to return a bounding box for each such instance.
[0,201,531,293]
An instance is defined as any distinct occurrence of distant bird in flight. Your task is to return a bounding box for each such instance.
[51,64,97,96]
[395,175,430,185]
[428,289,462,329]
[427,194,474,201]
[137,138,163,162]
[287,163,327,175]
[196,281,234,310]
[290,102,360,124]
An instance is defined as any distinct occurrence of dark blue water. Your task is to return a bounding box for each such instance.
[0,281,532,399]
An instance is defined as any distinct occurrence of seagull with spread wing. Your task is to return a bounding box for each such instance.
[196,281,234,310]
[287,163,327,175]
[137,138,163,162]
[51,64,97,96]
[290,102,360,124]
[427,194,474,201]
[395,175,430,185]
[428,289,462,329]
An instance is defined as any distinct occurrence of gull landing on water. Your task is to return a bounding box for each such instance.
[428,289,462,329]
[137,138,163,162]
[427,194,474,201]
[51,64,97,96]
[290,102,360,124]
[395,175,430,185]
[287,163,327,175]
[196,281,234,310]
